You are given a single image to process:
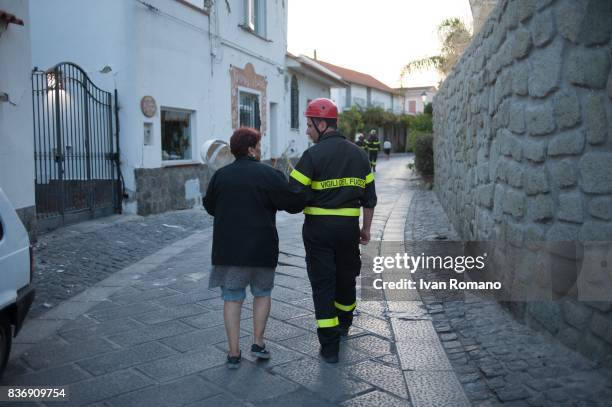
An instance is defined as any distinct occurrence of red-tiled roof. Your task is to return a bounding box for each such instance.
[315,59,395,94]
[0,10,24,26]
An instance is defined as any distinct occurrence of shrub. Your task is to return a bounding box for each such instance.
[413,132,434,176]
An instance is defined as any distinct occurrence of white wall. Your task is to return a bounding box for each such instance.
[350,84,368,108]
[283,71,331,157]
[0,0,35,210]
[30,0,289,208]
[370,88,392,111]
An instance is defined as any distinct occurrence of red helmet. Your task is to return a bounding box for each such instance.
[305,98,338,119]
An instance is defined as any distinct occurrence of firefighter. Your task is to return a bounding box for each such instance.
[366,129,380,172]
[355,133,366,150]
[289,98,377,363]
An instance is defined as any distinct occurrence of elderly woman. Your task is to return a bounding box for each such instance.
[204,127,304,368]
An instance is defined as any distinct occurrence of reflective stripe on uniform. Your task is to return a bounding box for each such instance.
[334,301,356,312]
[303,207,360,216]
[317,316,339,328]
[365,173,374,184]
[311,177,366,190]
[290,169,312,186]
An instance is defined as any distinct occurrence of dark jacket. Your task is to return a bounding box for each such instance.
[203,156,305,267]
[289,131,377,214]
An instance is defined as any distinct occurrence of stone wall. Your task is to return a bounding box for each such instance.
[134,165,212,216]
[433,0,612,364]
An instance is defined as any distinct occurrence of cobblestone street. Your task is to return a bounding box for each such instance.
[2,154,612,406]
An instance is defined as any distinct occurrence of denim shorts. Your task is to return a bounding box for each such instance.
[221,285,272,301]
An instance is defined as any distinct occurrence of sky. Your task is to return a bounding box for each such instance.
[287,0,474,89]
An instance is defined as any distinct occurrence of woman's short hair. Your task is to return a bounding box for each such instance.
[230,127,261,157]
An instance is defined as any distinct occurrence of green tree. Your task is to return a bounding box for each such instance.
[401,18,472,79]
[338,106,364,140]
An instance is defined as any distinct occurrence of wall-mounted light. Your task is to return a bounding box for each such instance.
[421,91,428,105]
[46,70,64,91]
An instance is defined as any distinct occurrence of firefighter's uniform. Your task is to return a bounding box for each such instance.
[366,135,380,172]
[290,130,377,356]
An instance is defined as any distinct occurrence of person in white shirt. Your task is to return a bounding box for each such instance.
[383,139,392,160]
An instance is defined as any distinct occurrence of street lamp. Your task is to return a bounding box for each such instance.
[421,91,428,106]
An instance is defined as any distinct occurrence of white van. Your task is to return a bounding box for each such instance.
[0,188,35,379]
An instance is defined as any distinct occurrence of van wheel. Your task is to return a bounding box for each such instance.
[0,313,12,380]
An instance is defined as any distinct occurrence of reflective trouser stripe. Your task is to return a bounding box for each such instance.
[311,177,366,190]
[303,207,360,216]
[334,301,356,312]
[317,317,339,328]
[365,173,374,184]
[290,169,312,186]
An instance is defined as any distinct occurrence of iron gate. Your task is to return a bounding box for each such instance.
[32,62,121,231]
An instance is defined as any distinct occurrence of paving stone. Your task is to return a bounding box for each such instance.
[396,340,453,371]
[131,304,209,325]
[137,346,226,381]
[350,360,409,399]
[184,393,247,406]
[58,317,146,343]
[161,326,247,352]
[345,335,394,358]
[21,337,117,371]
[271,358,373,402]
[340,390,408,407]
[106,320,194,347]
[279,333,370,366]
[76,341,177,376]
[241,316,309,341]
[254,388,337,407]
[2,363,90,387]
[108,375,219,407]
[67,369,154,407]
[269,300,312,320]
[218,338,305,368]
[404,371,470,407]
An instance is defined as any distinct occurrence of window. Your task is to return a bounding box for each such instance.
[161,109,193,161]
[245,0,266,36]
[290,75,299,129]
[239,91,261,130]
[408,100,417,114]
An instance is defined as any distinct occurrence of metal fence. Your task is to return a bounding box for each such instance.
[32,62,121,231]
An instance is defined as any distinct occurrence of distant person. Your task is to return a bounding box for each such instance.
[204,127,304,369]
[365,129,380,172]
[355,133,366,150]
[383,139,392,160]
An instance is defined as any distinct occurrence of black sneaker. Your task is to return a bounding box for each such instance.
[227,351,241,369]
[339,325,350,338]
[250,343,271,360]
[319,348,339,364]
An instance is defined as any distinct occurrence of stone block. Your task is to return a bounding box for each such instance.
[528,40,563,98]
[546,223,579,240]
[558,192,584,223]
[580,153,612,194]
[579,221,612,241]
[526,103,556,135]
[506,162,524,188]
[525,169,550,195]
[528,301,562,334]
[549,159,577,188]
[567,47,610,89]
[584,93,608,145]
[548,130,585,156]
[518,0,536,21]
[553,89,581,129]
[524,223,545,241]
[503,189,526,219]
[523,140,546,162]
[588,197,612,220]
[509,103,526,134]
[528,194,554,222]
[512,28,533,59]
[608,70,612,99]
[562,301,593,330]
[513,62,530,96]
[557,0,587,43]
[579,0,612,46]
[533,9,556,47]
[478,184,495,208]
[590,313,612,345]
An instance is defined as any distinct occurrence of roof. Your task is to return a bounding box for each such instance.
[286,54,348,88]
[0,10,24,26]
[312,59,396,94]
[395,85,438,92]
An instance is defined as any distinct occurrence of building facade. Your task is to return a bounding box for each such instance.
[28,0,301,218]
[396,85,438,115]
[0,0,36,235]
